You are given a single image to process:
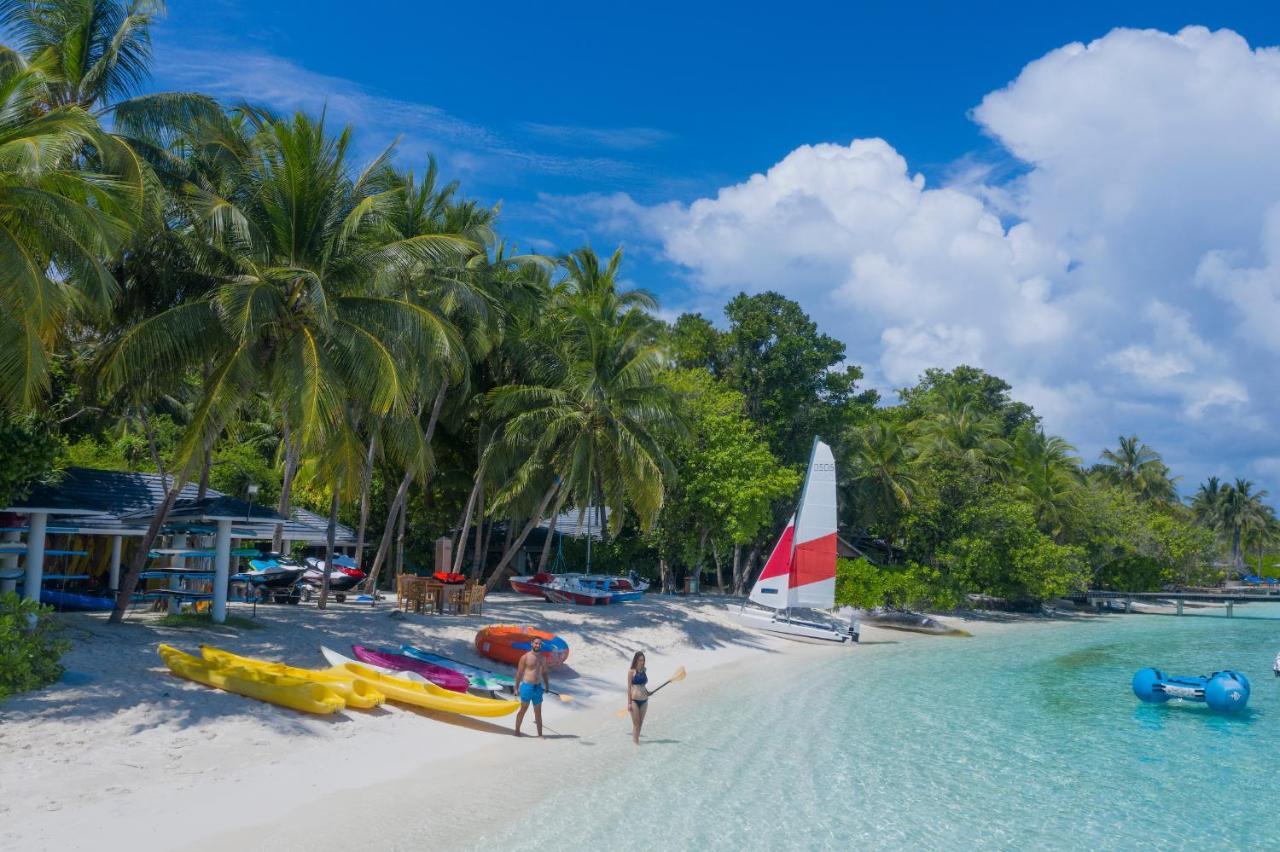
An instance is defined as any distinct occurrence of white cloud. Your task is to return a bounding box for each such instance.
[154,47,640,182]
[560,26,1280,483]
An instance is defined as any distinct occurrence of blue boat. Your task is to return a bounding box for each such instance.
[40,589,116,612]
[1132,668,1250,712]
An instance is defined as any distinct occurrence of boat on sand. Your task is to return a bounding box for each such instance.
[475,625,570,666]
[737,438,858,644]
[199,645,385,709]
[350,645,470,692]
[159,645,345,715]
[319,647,518,717]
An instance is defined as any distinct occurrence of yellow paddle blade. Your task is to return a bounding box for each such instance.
[669,666,687,683]
[556,691,575,703]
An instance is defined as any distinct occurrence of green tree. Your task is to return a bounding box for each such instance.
[1220,478,1271,573]
[898,365,1037,437]
[656,369,799,593]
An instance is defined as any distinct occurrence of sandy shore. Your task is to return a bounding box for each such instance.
[0,593,1074,852]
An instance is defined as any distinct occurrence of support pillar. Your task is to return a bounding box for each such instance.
[1176,599,1183,616]
[108,535,123,594]
[0,527,19,595]
[212,520,231,624]
[22,511,48,604]
[1226,601,1233,618]
[169,533,187,614]
[1125,597,1133,614]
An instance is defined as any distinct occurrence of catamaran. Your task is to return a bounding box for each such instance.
[737,438,859,644]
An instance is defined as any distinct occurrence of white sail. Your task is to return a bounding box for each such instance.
[788,439,838,610]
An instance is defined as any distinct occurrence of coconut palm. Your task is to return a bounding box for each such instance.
[1097,435,1178,503]
[913,387,1011,473]
[846,419,919,530]
[98,110,475,620]
[0,49,141,409]
[1220,479,1271,573]
[1010,428,1083,538]
[1190,476,1226,531]
[481,247,681,589]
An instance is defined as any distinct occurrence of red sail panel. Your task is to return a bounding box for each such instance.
[758,523,794,580]
[790,532,837,588]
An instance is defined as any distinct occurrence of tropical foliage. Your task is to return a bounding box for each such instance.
[2,2,1274,619]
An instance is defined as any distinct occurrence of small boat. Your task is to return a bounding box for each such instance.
[544,584,614,605]
[509,571,555,597]
[350,645,470,692]
[475,625,570,666]
[394,645,515,693]
[40,589,115,612]
[319,647,518,717]
[159,645,345,715]
[200,645,385,709]
[737,438,858,644]
[1132,668,1250,712]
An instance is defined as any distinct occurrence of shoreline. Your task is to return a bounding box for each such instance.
[0,596,1150,851]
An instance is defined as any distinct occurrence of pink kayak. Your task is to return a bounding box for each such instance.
[350,645,470,692]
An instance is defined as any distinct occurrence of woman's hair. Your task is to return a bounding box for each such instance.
[630,650,645,670]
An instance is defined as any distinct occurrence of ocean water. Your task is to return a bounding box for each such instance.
[481,606,1280,851]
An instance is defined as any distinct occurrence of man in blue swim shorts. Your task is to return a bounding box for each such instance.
[515,637,550,737]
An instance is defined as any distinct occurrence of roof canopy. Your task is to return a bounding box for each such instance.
[4,468,355,544]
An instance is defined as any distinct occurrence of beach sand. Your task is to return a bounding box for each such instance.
[0,593,1070,852]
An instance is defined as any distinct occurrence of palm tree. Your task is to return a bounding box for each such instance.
[0,49,141,409]
[1010,428,1083,538]
[913,387,1011,473]
[98,111,474,620]
[1220,479,1271,573]
[1097,435,1178,503]
[846,419,918,532]
[481,247,681,590]
[1190,476,1226,534]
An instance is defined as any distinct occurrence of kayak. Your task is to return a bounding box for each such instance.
[158,645,345,715]
[475,625,570,667]
[394,645,515,693]
[200,645,385,709]
[40,589,115,611]
[351,645,470,692]
[319,647,518,717]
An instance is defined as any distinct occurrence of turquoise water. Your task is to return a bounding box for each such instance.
[483,608,1280,851]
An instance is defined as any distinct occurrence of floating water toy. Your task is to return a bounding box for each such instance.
[1131,667,1250,713]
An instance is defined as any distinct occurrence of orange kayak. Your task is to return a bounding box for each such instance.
[475,625,570,667]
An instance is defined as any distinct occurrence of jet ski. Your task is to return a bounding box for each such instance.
[302,557,365,601]
[241,556,305,603]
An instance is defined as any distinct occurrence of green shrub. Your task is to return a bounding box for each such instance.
[835,558,962,610]
[0,593,71,701]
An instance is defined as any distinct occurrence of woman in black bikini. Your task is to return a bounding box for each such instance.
[627,650,649,745]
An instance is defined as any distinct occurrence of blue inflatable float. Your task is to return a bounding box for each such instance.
[1132,667,1250,713]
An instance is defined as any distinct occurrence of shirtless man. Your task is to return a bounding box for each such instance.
[514,637,550,737]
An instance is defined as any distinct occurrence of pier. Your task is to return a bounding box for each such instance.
[1072,589,1280,617]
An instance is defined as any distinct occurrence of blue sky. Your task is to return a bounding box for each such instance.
[150,2,1280,497]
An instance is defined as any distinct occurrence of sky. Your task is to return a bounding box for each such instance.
[148,1,1280,498]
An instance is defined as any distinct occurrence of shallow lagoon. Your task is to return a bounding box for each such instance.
[485,605,1280,851]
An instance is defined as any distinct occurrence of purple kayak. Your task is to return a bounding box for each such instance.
[350,645,470,692]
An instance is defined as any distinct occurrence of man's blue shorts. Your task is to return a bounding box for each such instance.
[519,683,544,705]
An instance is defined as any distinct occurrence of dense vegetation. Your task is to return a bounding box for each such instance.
[2,2,1276,616]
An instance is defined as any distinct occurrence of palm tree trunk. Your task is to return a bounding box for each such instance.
[365,470,413,594]
[712,541,725,593]
[536,489,568,572]
[195,441,213,501]
[110,476,185,623]
[363,381,448,593]
[1232,526,1243,572]
[735,545,760,596]
[499,517,517,570]
[274,420,299,551]
[394,496,407,583]
[139,405,166,482]
[353,431,378,569]
[484,480,561,592]
[318,487,339,609]
[731,544,743,595]
[453,468,483,574]
[660,558,674,594]
[471,482,486,578]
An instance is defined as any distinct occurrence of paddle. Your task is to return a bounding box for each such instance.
[615,666,687,717]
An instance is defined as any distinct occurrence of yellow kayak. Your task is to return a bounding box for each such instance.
[320,647,518,717]
[158,645,346,715]
[200,645,385,710]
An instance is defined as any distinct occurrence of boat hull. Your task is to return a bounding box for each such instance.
[509,576,551,597]
[397,645,515,693]
[475,625,570,666]
[319,648,518,717]
[544,587,614,605]
[160,645,345,715]
[736,606,856,644]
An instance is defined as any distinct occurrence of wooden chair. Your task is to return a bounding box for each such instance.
[455,582,485,616]
[421,583,441,614]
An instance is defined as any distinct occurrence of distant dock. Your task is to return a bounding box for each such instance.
[1071,589,1280,617]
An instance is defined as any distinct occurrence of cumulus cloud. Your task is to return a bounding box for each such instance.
[560,26,1280,483]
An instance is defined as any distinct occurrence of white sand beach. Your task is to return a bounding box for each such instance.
[1,595,1065,852]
